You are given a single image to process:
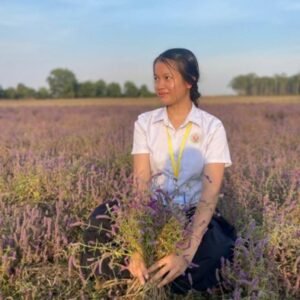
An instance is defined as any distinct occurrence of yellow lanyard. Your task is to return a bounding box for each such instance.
[165,122,192,182]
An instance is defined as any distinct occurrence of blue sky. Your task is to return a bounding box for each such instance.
[0,0,299,95]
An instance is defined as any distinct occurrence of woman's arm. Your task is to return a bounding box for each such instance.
[182,162,225,263]
[132,153,151,194]
[147,162,226,287]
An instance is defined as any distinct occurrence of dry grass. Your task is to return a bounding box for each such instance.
[0,95,299,107]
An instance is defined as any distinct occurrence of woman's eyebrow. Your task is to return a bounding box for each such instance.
[154,72,172,76]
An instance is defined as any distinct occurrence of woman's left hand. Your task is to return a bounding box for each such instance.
[147,253,190,288]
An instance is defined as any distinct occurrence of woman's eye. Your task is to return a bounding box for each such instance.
[153,76,172,81]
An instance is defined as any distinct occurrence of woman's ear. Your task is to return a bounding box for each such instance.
[186,82,193,89]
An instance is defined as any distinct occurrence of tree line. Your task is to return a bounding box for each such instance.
[229,72,300,96]
[0,68,155,100]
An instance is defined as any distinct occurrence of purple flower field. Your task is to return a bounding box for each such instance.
[0,101,299,299]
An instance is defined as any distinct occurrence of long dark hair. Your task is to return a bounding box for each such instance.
[153,48,201,107]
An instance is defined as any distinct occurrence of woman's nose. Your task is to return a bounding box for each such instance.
[155,79,166,90]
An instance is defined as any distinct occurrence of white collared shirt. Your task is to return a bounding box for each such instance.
[131,101,232,207]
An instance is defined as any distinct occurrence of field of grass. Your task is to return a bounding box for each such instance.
[0,96,299,299]
[0,95,299,107]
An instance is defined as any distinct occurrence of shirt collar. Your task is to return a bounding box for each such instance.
[152,101,202,128]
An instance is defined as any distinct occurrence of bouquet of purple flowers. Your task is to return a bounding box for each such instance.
[80,174,198,298]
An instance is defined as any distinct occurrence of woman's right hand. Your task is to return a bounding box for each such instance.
[128,252,149,285]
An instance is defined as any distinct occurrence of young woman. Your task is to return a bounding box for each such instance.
[81,48,237,296]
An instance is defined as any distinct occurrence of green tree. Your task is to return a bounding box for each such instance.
[15,83,36,99]
[0,85,4,99]
[229,75,249,95]
[77,81,97,97]
[47,68,78,98]
[229,73,291,96]
[4,87,17,99]
[288,73,300,94]
[36,87,50,99]
[123,81,139,97]
[274,73,288,95]
[106,82,122,97]
[139,84,153,97]
[95,79,107,97]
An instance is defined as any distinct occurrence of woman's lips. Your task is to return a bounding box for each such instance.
[158,93,169,97]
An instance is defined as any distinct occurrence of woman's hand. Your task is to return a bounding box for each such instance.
[147,253,190,288]
[128,252,149,285]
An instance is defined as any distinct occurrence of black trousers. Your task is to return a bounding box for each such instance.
[80,199,237,295]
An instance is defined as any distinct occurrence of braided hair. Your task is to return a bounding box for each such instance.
[153,48,201,107]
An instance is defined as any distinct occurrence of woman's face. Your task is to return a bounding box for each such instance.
[153,60,192,106]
